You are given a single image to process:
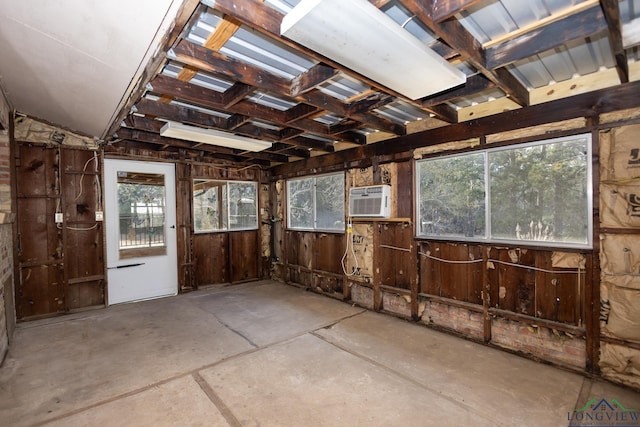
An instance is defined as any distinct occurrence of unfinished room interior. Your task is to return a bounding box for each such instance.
[1,0,640,425]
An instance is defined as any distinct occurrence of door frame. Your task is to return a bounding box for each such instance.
[104,159,178,305]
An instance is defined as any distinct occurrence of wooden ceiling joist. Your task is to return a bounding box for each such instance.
[422,74,495,107]
[428,0,485,23]
[600,0,629,83]
[399,0,530,106]
[484,6,607,70]
[290,63,340,97]
[203,16,241,52]
[173,39,405,135]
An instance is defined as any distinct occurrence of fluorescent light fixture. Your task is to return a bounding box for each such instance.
[160,122,272,152]
[281,0,466,100]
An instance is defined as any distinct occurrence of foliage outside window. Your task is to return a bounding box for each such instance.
[287,173,345,232]
[193,180,258,233]
[416,134,592,248]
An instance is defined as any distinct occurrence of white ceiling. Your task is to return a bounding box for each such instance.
[0,0,183,138]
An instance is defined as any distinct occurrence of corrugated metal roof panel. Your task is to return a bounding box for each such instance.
[317,74,370,101]
[247,92,297,111]
[375,99,431,124]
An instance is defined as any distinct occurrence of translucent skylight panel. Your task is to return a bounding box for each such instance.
[459,2,516,43]
[314,114,342,125]
[170,100,231,118]
[247,93,297,111]
[538,48,577,83]
[190,73,234,92]
[221,27,314,79]
[383,2,437,45]
[510,57,554,88]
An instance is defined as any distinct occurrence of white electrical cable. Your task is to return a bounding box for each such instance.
[341,217,359,276]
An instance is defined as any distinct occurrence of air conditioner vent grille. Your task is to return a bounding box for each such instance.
[349,185,391,218]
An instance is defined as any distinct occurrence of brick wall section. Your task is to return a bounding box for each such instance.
[491,318,586,369]
[350,284,374,310]
[419,299,485,340]
[381,291,411,318]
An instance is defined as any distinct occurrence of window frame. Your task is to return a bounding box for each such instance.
[415,134,593,249]
[286,172,345,233]
[193,179,259,234]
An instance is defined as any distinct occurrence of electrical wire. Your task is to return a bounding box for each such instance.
[341,217,359,276]
[74,155,98,201]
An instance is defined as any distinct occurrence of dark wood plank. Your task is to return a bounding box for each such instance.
[485,6,607,69]
[429,0,485,23]
[423,74,495,108]
[222,82,255,108]
[230,231,259,282]
[290,63,339,97]
[194,233,229,285]
[272,79,640,177]
[600,0,629,83]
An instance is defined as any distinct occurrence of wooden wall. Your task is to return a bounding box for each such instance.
[14,143,104,319]
[190,163,267,287]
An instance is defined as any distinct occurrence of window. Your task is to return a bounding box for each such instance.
[117,172,167,257]
[287,173,345,231]
[416,134,592,248]
[193,180,258,233]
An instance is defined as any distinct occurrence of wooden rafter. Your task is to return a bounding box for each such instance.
[600,0,629,83]
[290,63,339,97]
[429,0,485,23]
[399,0,530,106]
[423,74,495,107]
[172,40,405,134]
[203,16,242,51]
[485,6,607,70]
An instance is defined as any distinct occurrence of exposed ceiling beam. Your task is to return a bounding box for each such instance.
[120,118,289,163]
[485,6,607,70]
[203,16,241,51]
[429,0,485,23]
[172,39,405,135]
[399,0,530,106]
[222,82,255,108]
[600,0,629,83]
[272,79,640,177]
[148,74,342,144]
[103,0,203,140]
[134,98,228,129]
[208,0,452,122]
[290,63,339,97]
[423,74,495,107]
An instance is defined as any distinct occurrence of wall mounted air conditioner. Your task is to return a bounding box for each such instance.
[349,185,391,218]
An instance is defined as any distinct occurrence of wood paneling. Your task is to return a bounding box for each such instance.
[15,144,105,319]
[194,233,228,285]
[230,231,259,282]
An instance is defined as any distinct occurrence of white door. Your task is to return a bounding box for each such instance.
[104,159,178,305]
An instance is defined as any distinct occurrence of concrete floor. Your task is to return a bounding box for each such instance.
[0,280,638,427]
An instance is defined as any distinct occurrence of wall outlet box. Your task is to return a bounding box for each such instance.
[95,211,104,221]
[55,213,63,223]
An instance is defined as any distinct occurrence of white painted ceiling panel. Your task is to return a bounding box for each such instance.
[0,0,181,137]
